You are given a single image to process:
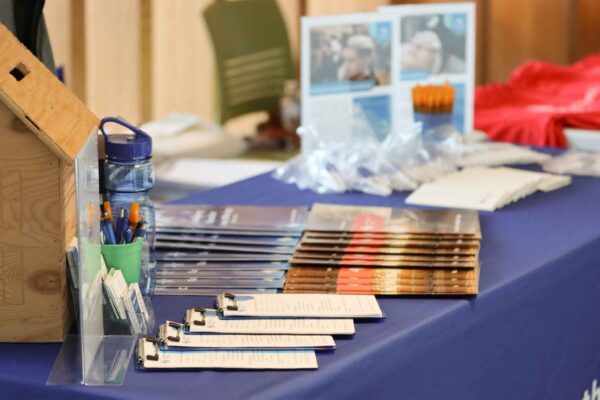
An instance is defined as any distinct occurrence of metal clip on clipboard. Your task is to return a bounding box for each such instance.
[184,308,206,329]
[137,337,160,365]
[218,293,239,312]
[191,308,207,326]
[159,322,183,345]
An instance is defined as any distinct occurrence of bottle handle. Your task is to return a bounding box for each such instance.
[99,116,151,142]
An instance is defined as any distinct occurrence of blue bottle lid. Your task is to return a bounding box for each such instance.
[100,117,152,161]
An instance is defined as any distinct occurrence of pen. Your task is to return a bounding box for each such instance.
[115,208,126,244]
[132,221,147,241]
[133,214,145,233]
[122,226,133,244]
[99,204,110,240]
[103,201,114,227]
[121,208,129,241]
[129,202,140,229]
[100,211,117,245]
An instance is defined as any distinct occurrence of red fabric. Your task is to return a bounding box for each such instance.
[475,54,600,148]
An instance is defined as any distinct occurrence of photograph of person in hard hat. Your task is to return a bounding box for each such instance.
[310,22,391,89]
[400,13,467,79]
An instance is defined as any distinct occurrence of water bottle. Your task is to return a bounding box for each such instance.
[100,117,155,281]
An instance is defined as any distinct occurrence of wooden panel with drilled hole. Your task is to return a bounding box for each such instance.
[0,24,98,164]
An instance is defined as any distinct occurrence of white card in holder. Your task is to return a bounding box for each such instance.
[136,338,318,370]
[159,322,336,350]
[185,308,356,335]
[216,293,384,319]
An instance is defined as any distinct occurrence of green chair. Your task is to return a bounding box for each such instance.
[203,0,295,124]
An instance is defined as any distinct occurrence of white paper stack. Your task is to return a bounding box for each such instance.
[406,167,571,211]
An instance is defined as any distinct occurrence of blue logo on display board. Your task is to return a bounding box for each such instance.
[444,13,467,35]
[369,22,391,45]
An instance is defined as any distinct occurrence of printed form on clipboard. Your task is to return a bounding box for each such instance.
[216,293,384,319]
[136,338,318,370]
[158,322,336,350]
[185,308,356,335]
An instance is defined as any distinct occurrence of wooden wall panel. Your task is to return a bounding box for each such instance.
[84,0,142,123]
[44,0,597,122]
[141,0,153,121]
[151,0,215,121]
[307,0,389,16]
[486,0,576,83]
[43,0,71,79]
[69,0,87,102]
[44,0,86,101]
[576,0,600,60]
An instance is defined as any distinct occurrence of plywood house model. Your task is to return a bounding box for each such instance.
[0,24,98,342]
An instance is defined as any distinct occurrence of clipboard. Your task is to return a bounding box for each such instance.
[158,322,336,350]
[216,293,384,319]
[185,308,356,335]
[136,338,318,370]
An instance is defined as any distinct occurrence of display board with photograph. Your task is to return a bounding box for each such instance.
[301,3,475,139]
[301,14,397,143]
[382,2,475,134]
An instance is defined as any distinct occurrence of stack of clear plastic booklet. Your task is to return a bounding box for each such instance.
[151,205,309,295]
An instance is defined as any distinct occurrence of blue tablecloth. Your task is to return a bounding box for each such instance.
[2,167,600,400]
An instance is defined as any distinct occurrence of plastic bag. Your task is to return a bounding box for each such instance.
[272,119,462,196]
[381,122,459,184]
[541,151,600,177]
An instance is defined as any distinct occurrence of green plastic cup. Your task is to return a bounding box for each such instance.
[101,238,144,284]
